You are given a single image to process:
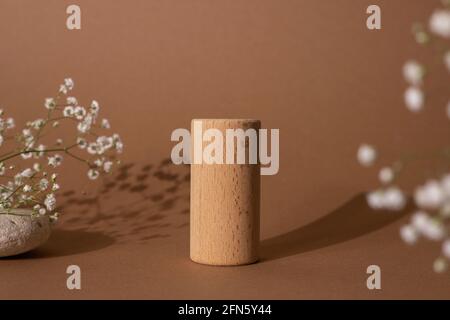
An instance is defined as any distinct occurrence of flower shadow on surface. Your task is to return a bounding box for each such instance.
[260,193,413,262]
[57,158,190,245]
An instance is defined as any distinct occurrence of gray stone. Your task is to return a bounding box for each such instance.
[0,209,52,257]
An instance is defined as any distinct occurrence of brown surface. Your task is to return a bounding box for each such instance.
[0,0,449,299]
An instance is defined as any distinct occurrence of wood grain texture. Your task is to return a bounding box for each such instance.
[190,119,261,266]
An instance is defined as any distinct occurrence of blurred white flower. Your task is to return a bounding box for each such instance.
[441,174,450,197]
[403,60,424,85]
[357,144,377,166]
[383,187,406,210]
[445,51,450,72]
[443,240,450,259]
[366,187,406,210]
[422,220,445,241]
[400,225,418,245]
[429,9,450,38]
[23,185,32,193]
[411,210,445,241]
[447,100,450,120]
[379,167,394,184]
[404,87,424,112]
[52,183,60,191]
[412,211,429,230]
[433,257,447,273]
[414,180,445,209]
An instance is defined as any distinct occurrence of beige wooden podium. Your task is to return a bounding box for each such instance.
[190,119,261,266]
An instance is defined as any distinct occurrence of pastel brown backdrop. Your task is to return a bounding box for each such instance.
[0,0,449,299]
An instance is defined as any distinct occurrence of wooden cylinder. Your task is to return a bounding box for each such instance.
[190,119,261,266]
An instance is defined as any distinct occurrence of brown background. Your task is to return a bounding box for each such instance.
[0,0,449,299]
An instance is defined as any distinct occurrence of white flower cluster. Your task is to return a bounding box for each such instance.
[0,78,123,222]
[358,143,450,272]
[403,5,450,117]
[0,109,15,147]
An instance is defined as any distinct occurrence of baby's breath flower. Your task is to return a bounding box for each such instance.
[445,51,450,73]
[442,240,450,259]
[44,98,56,110]
[59,85,68,95]
[429,9,450,38]
[87,143,98,155]
[48,154,63,168]
[44,193,56,211]
[34,144,45,158]
[415,180,445,210]
[31,119,45,130]
[33,163,41,172]
[446,100,450,120]
[6,118,14,129]
[404,86,424,112]
[357,144,376,166]
[379,167,394,184]
[403,60,424,85]
[400,225,418,245]
[63,106,74,117]
[52,183,60,191]
[103,161,113,173]
[20,168,34,178]
[90,100,100,113]
[74,106,86,120]
[433,258,447,273]
[39,178,49,191]
[23,185,32,193]
[77,121,91,134]
[66,96,78,105]
[87,169,99,180]
[77,137,87,149]
[101,118,110,129]
[64,78,74,91]
[94,158,104,167]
